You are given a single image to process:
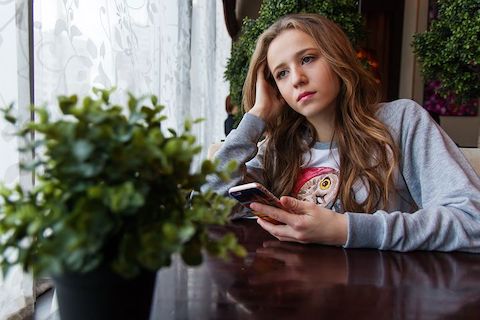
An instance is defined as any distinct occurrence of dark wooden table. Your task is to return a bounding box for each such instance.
[150,220,480,319]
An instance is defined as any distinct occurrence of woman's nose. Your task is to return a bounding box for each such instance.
[291,66,307,87]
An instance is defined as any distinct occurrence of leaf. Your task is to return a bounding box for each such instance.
[167,128,177,137]
[234,244,247,257]
[162,223,177,242]
[201,160,215,175]
[0,103,16,124]
[4,114,16,124]
[164,140,180,156]
[86,186,102,199]
[154,104,165,114]
[177,224,195,243]
[184,119,192,131]
[19,159,43,171]
[127,93,137,113]
[104,182,144,213]
[73,140,94,161]
[151,95,158,106]
[58,95,78,114]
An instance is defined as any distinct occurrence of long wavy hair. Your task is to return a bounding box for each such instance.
[242,13,399,213]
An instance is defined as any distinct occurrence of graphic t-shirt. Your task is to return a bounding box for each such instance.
[292,142,368,212]
[293,166,340,209]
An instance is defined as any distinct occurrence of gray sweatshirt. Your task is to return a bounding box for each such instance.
[206,99,480,252]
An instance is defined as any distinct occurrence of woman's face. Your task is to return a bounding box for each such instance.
[266,29,341,121]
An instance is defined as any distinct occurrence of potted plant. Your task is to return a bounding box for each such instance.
[0,88,245,319]
[224,0,365,122]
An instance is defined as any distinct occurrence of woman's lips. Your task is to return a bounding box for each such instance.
[297,91,316,102]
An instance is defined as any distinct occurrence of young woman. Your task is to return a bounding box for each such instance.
[207,13,480,252]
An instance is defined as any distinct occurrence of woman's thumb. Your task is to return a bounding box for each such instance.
[280,196,306,214]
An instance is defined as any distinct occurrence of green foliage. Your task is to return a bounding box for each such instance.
[413,0,480,101]
[0,88,246,279]
[225,0,365,111]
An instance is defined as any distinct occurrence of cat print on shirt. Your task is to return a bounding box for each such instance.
[293,167,341,211]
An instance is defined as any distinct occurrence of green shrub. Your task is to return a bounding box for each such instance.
[413,0,480,101]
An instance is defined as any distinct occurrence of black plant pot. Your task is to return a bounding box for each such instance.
[53,267,157,320]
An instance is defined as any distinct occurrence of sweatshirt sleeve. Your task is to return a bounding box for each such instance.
[204,113,267,202]
[345,99,480,252]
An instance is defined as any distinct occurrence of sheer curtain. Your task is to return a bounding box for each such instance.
[0,0,35,319]
[1,0,231,318]
[34,0,230,160]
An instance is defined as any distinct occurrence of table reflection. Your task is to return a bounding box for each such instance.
[151,220,480,319]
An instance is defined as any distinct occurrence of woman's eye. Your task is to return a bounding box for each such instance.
[276,70,288,79]
[302,56,314,64]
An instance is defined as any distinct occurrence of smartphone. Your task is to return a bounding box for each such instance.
[228,182,284,225]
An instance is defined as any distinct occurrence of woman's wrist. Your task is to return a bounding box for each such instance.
[332,214,348,246]
[248,104,269,121]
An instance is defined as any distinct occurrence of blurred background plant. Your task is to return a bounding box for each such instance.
[413,0,480,115]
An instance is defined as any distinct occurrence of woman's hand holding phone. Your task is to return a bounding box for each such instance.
[229,183,348,246]
[228,182,285,225]
[251,196,348,246]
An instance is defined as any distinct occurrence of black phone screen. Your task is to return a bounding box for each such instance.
[230,188,280,207]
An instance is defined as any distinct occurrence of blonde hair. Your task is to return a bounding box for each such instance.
[242,13,399,213]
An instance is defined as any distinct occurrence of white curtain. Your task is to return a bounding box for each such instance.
[1,0,231,318]
[0,0,35,319]
[34,0,231,161]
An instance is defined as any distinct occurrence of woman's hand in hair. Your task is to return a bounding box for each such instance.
[248,63,285,123]
[251,196,348,246]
